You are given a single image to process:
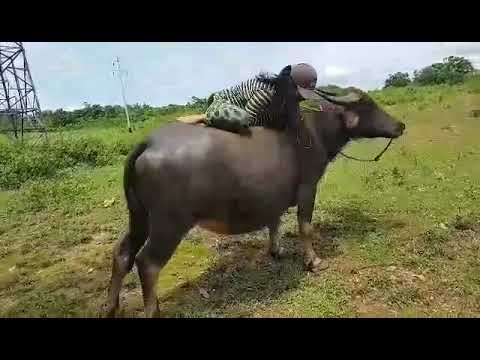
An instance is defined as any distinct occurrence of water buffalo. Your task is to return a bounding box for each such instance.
[106,88,405,317]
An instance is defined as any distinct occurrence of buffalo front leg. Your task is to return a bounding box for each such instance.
[268,218,286,259]
[297,184,328,273]
[299,221,328,272]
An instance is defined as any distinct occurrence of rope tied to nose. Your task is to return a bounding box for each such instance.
[339,138,393,162]
[297,101,394,162]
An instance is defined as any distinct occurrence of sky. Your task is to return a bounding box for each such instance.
[21,42,480,111]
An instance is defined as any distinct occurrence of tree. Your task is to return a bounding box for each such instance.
[188,96,209,110]
[443,56,474,74]
[89,104,105,119]
[384,72,411,88]
[413,65,443,85]
[50,108,73,127]
[413,56,475,85]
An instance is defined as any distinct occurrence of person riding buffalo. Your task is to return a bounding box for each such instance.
[204,63,323,133]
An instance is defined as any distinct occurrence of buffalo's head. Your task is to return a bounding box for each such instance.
[322,88,405,139]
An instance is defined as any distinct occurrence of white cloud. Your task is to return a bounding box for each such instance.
[324,65,353,78]
[20,42,480,109]
[440,42,480,56]
[63,105,81,111]
[44,47,86,75]
[434,42,480,67]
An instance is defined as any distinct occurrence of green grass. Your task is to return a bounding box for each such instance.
[0,109,194,190]
[1,79,480,317]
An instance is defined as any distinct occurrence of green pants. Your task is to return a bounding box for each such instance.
[205,95,251,133]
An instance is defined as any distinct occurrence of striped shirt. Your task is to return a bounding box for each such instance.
[214,77,277,127]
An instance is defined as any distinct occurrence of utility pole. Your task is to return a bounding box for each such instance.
[112,56,132,133]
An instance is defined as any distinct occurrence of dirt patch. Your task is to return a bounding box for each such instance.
[91,232,113,244]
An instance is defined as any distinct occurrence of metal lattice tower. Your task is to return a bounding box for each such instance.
[0,42,45,141]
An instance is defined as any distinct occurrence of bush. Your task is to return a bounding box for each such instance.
[370,83,458,107]
[0,109,194,190]
[0,135,131,190]
[384,72,411,88]
[465,73,480,93]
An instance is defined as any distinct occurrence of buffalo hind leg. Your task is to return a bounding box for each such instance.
[135,217,191,318]
[106,213,148,317]
[268,219,286,259]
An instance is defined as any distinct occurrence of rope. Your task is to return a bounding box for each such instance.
[339,138,394,162]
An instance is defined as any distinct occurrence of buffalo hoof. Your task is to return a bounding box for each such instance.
[270,246,287,260]
[305,257,329,273]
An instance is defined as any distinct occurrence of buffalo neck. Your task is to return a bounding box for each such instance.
[310,115,351,161]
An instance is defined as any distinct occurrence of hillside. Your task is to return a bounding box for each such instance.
[1,77,480,317]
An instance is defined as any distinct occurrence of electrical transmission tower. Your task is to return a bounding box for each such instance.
[112,57,132,133]
[0,42,46,141]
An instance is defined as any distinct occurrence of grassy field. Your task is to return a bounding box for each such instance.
[1,81,480,317]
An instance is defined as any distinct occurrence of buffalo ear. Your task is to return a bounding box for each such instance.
[343,110,359,129]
